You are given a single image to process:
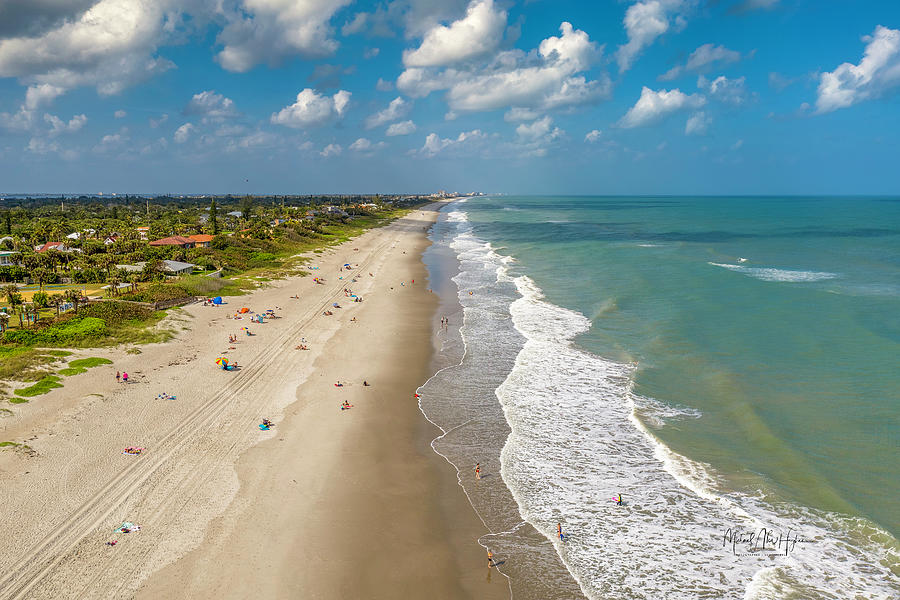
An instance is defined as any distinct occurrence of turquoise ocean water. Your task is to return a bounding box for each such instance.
[423,196,899,599]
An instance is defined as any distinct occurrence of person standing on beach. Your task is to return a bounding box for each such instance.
[116,371,121,384]
[122,372,128,384]
[487,549,494,568]
[475,463,481,480]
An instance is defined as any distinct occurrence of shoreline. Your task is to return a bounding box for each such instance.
[0,203,508,599]
[134,201,509,599]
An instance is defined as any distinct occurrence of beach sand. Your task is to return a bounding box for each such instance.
[0,204,509,599]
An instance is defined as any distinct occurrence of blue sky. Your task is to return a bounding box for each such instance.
[0,0,898,195]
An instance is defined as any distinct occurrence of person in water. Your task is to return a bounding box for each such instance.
[557,523,563,539]
[616,493,623,505]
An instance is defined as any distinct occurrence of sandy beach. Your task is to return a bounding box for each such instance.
[0,204,509,599]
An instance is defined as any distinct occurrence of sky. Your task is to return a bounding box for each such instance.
[0,0,899,196]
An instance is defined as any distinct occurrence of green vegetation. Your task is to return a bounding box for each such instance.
[0,346,69,381]
[0,195,425,370]
[14,375,63,398]
[59,357,113,376]
[0,441,20,448]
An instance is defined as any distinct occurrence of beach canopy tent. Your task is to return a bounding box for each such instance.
[212,296,223,305]
[216,357,229,369]
[239,307,250,313]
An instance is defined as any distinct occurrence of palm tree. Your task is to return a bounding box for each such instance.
[65,289,82,313]
[107,273,122,297]
[49,293,64,316]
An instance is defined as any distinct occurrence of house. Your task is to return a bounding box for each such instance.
[136,227,150,240]
[0,251,19,267]
[148,235,195,248]
[35,241,70,253]
[160,260,196,275]
[118,260,196,275]
[270,218,287,226]
[188,234,214,248]
[323,206,348,217]
[227,211,243,218]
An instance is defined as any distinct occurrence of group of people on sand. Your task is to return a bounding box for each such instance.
[115,371,129,384]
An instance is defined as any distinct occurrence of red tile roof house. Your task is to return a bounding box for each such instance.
[136,226,150,240]
[35,241,71,253]
[188,234,214,248]
[148,236,196,248]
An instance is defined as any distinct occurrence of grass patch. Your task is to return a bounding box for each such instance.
[47,350,73,357]
[8,397,29,404]
[0,408,13,416]
[125,348,142,354]
[14,375,63,398]
[59,356,112,376]
[69,357,114,369]
[0,441,20,448]
[0,346,69,381]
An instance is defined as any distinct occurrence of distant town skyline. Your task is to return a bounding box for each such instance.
[1,1,899,195]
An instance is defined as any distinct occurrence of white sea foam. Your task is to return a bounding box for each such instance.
[436,210,899,600]
[709,262,839,282]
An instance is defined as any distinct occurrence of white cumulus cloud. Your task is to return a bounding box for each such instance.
[617,0,690,73]
[365,96,411,129]
[44,113,87,136]
[618,86,705,128]
[420,129,485,156]
[699,74,749,106]
[270,89,351,128]
[585,129,602,143]
[660,43,742,80]
[216,0,353,73]
[320,142,342,157]
[684,111,711,135]
[0,0,179,99]
[403,0,507,68]
[816,25,900,114]
[386,120,416,136]
[399,21,608,114]
[174,122,194,143]
[349,137,387,152]
[184,90,239,121]
[114,109,127,119]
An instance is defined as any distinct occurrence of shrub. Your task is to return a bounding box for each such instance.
[77,301,153,324]
[2,317,106,345]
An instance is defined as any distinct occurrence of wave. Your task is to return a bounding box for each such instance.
[436,210,898,599]
[709,262,839,282]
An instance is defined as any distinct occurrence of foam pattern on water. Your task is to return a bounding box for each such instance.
[497,262,899,599]
[425,208,899,600]
[708,263,839,282]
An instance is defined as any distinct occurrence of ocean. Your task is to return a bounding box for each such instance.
[419,196,900,599]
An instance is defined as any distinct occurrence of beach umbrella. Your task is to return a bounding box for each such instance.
[215,357,229,368]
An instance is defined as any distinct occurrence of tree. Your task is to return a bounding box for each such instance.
[32,291,49,308]
[106,273,122,297]
[49,293,65,316]
[210,199,219,235]
[3,211,10,235]
[240,196,254,225]
[64,289,82,313]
